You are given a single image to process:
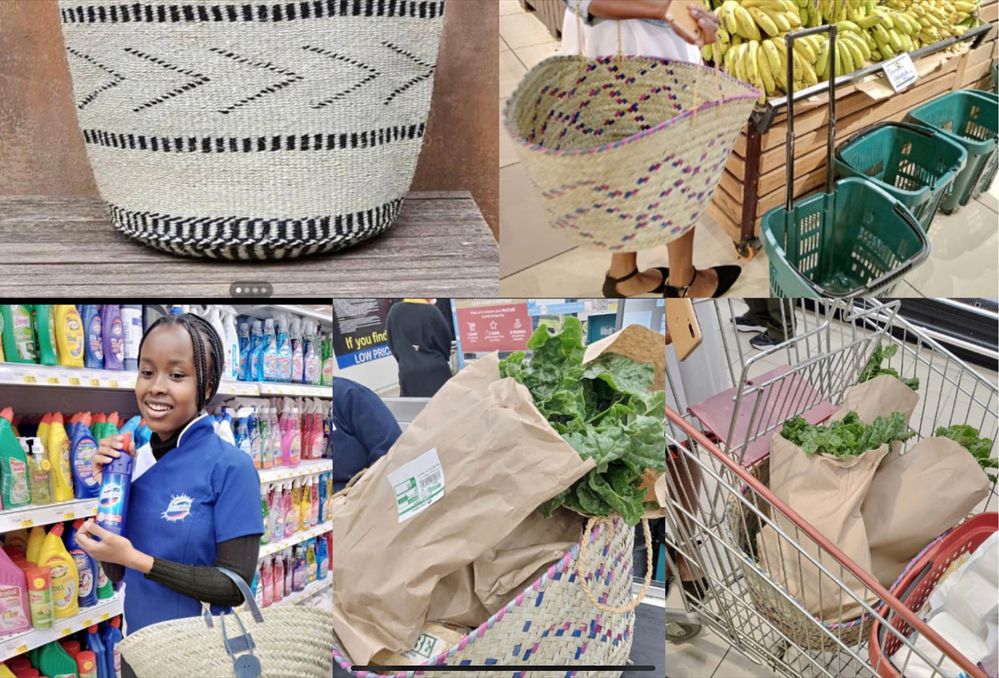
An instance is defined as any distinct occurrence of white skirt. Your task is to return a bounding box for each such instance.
[560,11,702,63]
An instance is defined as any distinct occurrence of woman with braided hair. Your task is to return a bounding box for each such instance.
[75,313,264,666]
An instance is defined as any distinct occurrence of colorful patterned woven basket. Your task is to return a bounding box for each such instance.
[332,517,643,677]
[504,56,758,252]
[58,0,445,261]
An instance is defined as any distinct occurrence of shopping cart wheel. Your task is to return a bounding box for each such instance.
[735,237,761,260]
[667,610,701,643]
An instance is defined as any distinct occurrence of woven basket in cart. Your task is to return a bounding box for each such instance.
[333,517,644,678]
[504,56,758,252]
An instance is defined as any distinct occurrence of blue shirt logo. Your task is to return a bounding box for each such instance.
[161,494,194,522]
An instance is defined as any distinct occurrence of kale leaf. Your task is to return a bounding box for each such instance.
[935,424,998,481]
[781,411,914,457]
[859,343,919,391]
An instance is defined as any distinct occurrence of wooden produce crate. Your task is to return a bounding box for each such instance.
[710,4,998,259]
[519,0,566,39]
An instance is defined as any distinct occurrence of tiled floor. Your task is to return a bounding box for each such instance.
[499,0,999,298]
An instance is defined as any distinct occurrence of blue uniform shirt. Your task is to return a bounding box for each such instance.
[124,414,264,633]
[333,377,402,492]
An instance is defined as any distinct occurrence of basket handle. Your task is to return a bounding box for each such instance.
[877,561,933,649]
[574,516,653,614]
[202,567,264,627]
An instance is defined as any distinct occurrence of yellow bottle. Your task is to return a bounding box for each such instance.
[300,480,310,532]
[37,414,50,452]
[54,305,85,368]
[37,522,79,620]
[47,413,74,502]
[0,661,17,678]
[26,526,46,564]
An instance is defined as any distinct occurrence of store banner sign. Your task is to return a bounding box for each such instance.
[332,300,394,369]
[454,300,532,353]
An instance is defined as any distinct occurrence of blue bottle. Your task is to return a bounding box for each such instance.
[317,535,328,580]
[71,413,101,499]
[82,304,104,369]
[317,472,327,523]
[237,322,251,381]
[65,519,98,608]
[119,415,141,440]
[236,417,253,465]
[262,319,278,382]
[102,617,124,678]
[96,432,134,537]
[86,624,107,678]
[250,321,265,381]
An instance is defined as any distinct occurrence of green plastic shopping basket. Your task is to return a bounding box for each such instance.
[834,122,967,233]
[761,26,929,299]
[906,90,998,213]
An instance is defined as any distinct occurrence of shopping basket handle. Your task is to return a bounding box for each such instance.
[859,200,931,295]
[575,517,653,614]
[876,561,933,648]
[840,121,937,152]
[784,24,838,212]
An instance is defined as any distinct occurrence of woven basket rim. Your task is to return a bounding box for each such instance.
[503,55,759,159]
[332,517,632,678]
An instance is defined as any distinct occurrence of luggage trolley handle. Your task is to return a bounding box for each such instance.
[785,24,838,213]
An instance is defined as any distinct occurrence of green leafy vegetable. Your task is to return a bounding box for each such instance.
[781,411,914,458]
[935,424,998,481]
[859,343,919,391]
[500,317,666,525]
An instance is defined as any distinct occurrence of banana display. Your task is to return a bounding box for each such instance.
[700,0,985,101]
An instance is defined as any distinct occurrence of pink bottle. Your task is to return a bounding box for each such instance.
[261,558,273,608]
[0,548,31,635]
[283,483,295,538]
[269,487,283,543]
[283,550,293,597]
[272,555,284,603]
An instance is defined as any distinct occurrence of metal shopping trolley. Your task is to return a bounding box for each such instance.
[665,299,998,677]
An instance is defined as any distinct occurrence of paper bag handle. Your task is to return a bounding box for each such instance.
[575,517,653,614]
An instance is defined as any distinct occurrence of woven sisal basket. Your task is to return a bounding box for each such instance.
[333,517,645,678]
[504,56,758,252]
[58,0,445,260]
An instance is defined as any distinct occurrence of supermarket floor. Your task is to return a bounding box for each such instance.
[499,0,999,298]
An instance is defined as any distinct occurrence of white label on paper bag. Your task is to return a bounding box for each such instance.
[388,448,444,523]
[882,53,918,92]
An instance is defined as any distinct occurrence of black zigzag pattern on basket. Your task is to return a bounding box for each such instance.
[301,46,380,109]
[65,47,126,110]
[60,0,445,24]
[106,198,404,260]
[81,123,426,152]
[124,48,211,112]
[381,41,436,105]
[207,48,304,115]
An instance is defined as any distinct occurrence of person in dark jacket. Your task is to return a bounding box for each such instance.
[385,299,453,397]
[333,376,402,492]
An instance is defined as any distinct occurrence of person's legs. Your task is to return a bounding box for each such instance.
[606,252,667,296]
[765,298,796,341]
[666,230,721,297]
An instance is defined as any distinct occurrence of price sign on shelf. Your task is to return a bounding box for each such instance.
[882,52,918,92]
[20,519,33,528]
[22,374,37,385]
[89,378,101,387]
[47,376,60,385]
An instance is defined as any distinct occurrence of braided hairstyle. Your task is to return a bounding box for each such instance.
[138,313,225,412]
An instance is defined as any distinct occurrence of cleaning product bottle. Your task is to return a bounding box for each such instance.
[237,322,250,381]
[288,481,301,538]
[65,520,97,608]
[0,547,31,635]
[37,641,77,678]
[218,307,239,381]
[261,558,272,608]
[25,565,53,629]
[101,304,124,371]
[102,617,123,678]
[259,487,269,546]
[275,316,292,382]
[23,437,52,506]
[317,472,327,523]
[236,415,254,467]
[5,529,28,554]
[0,305,37,364]
[82,305,104,370]
[246,408,261,469]
[257,406,272,470]
[96,561,113,601]
[60,639,81,657]
[37,523,79,620]
[251,565,262,609]
[89,412,106,442]
[317,533,328,580]
[299,479,310,532]
[54,305,85,368]
[26,526,46,565]
[305,540,317,584]
[322,332,335,386]
[84,625,106,678]
[272,552,284,603]
[262,319,278,382]
[105,412,120,439]
[250,320,265,381]
[283,482,295,538]
[290,317,304,384]
[70,414,100,499]
[36,415,51,459]
[96,433,134,537]
[0,662,17,678]
[121,304,143,372]
[0,409,31,509]
[268,406,281,467]
[47,413,73,502]
[293,546,306,592]
[266,487,280,543]
[33,305,59,367]
[310,476,319,527]
[76,650,99,678]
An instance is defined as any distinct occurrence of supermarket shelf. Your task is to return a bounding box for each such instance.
[258,459,332,485]
[256,382,330,398]
[0,593,123,662]
[0,499,97,533]
[277,577,332,607]
[259,522,332,559]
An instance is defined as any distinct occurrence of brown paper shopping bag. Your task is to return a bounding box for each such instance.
[331,353,595,664]
[863,436,991,586]
[833,375,919,429]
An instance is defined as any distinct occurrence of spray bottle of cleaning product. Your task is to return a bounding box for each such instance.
[236,414,254,467]
[262,319,278,382]
[101,304,124,371]
[0,305,37,364]
[0,409,31,509]
[220,307,240,381]
[305,539,317,584]
[317,472,327,523]
[37,523,79,620]
[310,476,319,527]
[268,406,281,467]
[277,315,293,383]
[317,533,329,580]
[282,549,294,597]
[261,558,273,608]
[293,546,306,592]
[70,414,101,499]
[299,478,310,532]
[289,480,302,537]
[246,407,261,470]
[81,305,104,370]
[22,437,50,507]
[290,317,304,384]
[322,332,334,386]
[272,551,284,604]
[121,304,143,372]
[237,322,250,381]
[102,617,123,678]
[54,305,85,368]
[249,320,265,381]
[257,406,272,470]
[33,305,59,367]
[260,487,270,546]
[64,520,97,608]
[96,433,134,537]
[0,549,31,635]
[283,482,295,538]
[270,486,283,544]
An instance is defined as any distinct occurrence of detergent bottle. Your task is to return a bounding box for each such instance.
[54,305,85,368]
[293,546,307,592]
[283,482,295,538]
[257,407,272,470]
[26,526,46,564]
[317,534,329,580]
[0,549,31,636]
[101,304,124,371]
[60,639,81,657]
[322,333,334,386]
[299,479,310,532]
[33,305,59,367]
[272,552,284,603]
[96,433,134,537]
[290,317,304,384]
[82,305,104,370]
[22,437,51,507]
[37,523,79,620]
[277,315,293,382]
[102,617,123,678]
[25,565,52,629]
[70,414,101,499]
[310,476,319,527]
[317,472,327,523]
[0,305,37,364]
[305,540,317,584]
[236,415,254,467]
[118,415,141,441]
[0,409,31,509]
[96,561,113,601]
[121,304,143,372]
[288,480,302,537]
[268,406,281,466]
[221,307,240,381]
[37,641,77,678]
[260,558,273,608]
[64,520,97,608]
[250,320,265,381]
[47,413,74,502]
[260,487,270,546]
[89,412,106,441]
[237,322,250,381]
[245,408,261,469]
[76,650,99,678]
[84,625,106,677]
[262,319,278,382]
[269,486,283,543]
[105,412,120,439]
[282,549,294,597]
[5,529,28,554]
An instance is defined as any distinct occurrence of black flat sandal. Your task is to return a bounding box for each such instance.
[602,267,668,298]
[664,266,741,298]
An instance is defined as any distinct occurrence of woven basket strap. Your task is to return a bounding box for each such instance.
[216,567,264,624]
[574,517,654,614]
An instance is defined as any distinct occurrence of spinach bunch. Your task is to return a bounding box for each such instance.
[499,317,665,525]
[859,344,919,391]
[781,411,914,458]
[935,424,998,482]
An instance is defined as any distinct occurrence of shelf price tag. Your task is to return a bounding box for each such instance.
[47,376,60,385]
[16,644,28,654]
[22,375,37,384]
[20,519,33,528]
[68,376,81,386]
[89,378,101,387]
[882,52,918,92]
[61,627,72,636]
[64,512,76,520]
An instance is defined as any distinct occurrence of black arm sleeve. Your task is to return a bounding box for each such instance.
[142,534,261,607]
